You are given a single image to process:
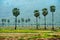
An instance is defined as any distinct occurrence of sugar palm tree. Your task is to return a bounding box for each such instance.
[21,18,24,27]
[1,19,6,26]
[7,19,10,26]
[27,18,30,26]
[4,19,6,26]
[1,19,4,26]
[18,19,20,26]
[50,5,56,30]
[12,8,20,30]
[34,10,40,29]
[42,8,48,30]
[28,18,30,22]
[25,19,28,27]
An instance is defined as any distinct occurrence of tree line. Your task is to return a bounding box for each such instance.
[0,5,56,30]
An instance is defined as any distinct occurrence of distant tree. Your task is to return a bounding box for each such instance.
[34,10,40,29]
[1,19,4,26]
[1,19,6,27]
[7,19,10,26]
[21,18,24,27]
[25,19,28,27]
[27,18,30,26]
[4,19,6,26]
[42,8,48,30]
[50,5,56,30]
[18,19,20,26]
[12,8,20,30]
[28,18,30,22]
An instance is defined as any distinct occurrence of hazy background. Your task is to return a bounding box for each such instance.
[0,0,60,26]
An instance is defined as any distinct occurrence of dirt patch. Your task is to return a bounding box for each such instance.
[0,33,60,40]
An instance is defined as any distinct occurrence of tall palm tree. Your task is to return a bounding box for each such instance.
[12,8,20,30]
[50,5,56,30]
[34,10,40,29]
[7,19,10,26]
[21,18,24,27]
[42,8,48,30]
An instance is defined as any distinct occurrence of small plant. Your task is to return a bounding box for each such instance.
[42,33,49,38]
[31,36,41,39]
[52,35,60,38]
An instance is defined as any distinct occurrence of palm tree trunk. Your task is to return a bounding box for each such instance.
[18,22,20,27]
[15,17,17,30]
[36,17,38,29]
[39,17,40,29]
[2,22,4,27]
[52,12,54,30]
[44,16,46,30]
[8,23,9,27]
[22,22,24,27]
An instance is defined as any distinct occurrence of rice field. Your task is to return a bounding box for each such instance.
[0,26,60,40]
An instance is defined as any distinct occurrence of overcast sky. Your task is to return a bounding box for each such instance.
[0,0,60,25]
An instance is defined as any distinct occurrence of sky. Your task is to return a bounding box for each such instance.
[0,0,60,25]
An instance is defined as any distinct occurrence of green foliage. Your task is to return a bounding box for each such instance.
[50,5,56,12]
[0,30,38,33]
[34,10,40,17]
[42,8,48,16]
[31,36,41,39]
[0,36,6,38]
[50,35,60,38]
[42,33,49,38]
[12,8,20,17]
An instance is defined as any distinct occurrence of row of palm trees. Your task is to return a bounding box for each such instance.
[12,5,56,30]
[34,5,56,30]
[1,18,31,27]
[1,19,10,26]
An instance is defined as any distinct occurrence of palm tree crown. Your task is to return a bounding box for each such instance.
[21,18,24,22]
[34,10,40,17]
[12,8,20,17]
[50,5,55,12]
[25,19,28,23]
[7,19,10,23]
[27,18,30,22]
[42,8,48,16]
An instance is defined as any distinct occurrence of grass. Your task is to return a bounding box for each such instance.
[0,29,54,33]
[0,26,60,38]
[0,30,60,39]
[0,29,37,33]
